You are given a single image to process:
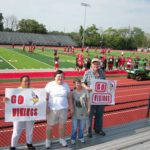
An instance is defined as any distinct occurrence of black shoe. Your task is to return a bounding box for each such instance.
[27,144,36,150]
[99,130,106,136]
[9,147,16,150]
[95,130,106,136]
[88,133,93,138]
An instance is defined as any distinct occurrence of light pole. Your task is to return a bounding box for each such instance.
[81,2,90,48]
[99,27,104,48]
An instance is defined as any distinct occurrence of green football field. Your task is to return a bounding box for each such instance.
[0,47,149,69]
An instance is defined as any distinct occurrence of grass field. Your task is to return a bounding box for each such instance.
[0,47,150,69]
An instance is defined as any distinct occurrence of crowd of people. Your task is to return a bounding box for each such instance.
[4,58,106,150]
[75,52,150,72]
[11,44,150,71]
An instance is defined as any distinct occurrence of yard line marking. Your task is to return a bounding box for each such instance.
[7,48,51,67]
[0,56,17,69]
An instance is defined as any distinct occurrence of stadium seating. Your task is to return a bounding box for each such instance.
[0,32,77,46]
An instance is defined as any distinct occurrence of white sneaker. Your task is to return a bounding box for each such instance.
[45,139,51,149]
[59,138,67,147]
[71,140,76,144]
[79,138,85,143]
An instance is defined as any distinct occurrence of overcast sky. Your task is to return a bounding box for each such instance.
[1,0,150,33]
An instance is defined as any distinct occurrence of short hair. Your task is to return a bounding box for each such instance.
[20,75,30,82]
[54,70,64,77]
[73,78,81,84]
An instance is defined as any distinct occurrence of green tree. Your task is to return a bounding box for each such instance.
[18,19,47,34]
[131,27,145,48]
[103,27,123,49]
[85,24,100,46]
[0,13,4,31]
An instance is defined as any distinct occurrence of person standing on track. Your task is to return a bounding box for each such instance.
[45,70,73,149]
[71,79,90,144]
[82,58,106,138]
[4,75,36,150]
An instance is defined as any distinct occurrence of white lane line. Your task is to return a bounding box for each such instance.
[0,56,17,69]
[7,48,50,67]
[104,107,147,116]
[116,92,148,98]
[0,120,72,133]
[116,87,150,92]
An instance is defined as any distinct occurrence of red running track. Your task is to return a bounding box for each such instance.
[0,77,150,147]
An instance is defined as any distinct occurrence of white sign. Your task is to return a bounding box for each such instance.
[90,79,117,105]
[5,88,46,122]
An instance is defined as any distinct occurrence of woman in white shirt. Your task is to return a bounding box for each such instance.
[4,75,36,150]
[45,70,73,149]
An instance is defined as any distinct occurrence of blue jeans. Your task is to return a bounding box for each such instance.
[71,117,86,140]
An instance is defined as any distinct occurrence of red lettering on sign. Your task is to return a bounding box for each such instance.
[34,108,38,116]
[11,95,17,104]
[92,93,112,104]
[20,108,24,116]
[27,108,30,116]
[18,95,24,105]
[95,82,107,92]
[12,108,17,117]
[12,108,38,117]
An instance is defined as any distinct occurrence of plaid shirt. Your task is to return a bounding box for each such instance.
[82,69,106,87]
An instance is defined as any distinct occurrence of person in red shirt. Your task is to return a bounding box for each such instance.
[54,55,59,70]
[126,57,133,69]
[77,58,84,73]
[64,46,66,52]
[108,56,114,70]
[76,53,84,72]
[101,49,105,55]
[120,56,126,70]
[81,47,84,53]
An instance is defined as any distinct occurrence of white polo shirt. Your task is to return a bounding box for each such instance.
[45,81,70,110]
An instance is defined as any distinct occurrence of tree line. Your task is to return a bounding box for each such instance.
[0,13,150,49]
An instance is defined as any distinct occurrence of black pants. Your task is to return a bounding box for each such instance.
[88,105,105,134]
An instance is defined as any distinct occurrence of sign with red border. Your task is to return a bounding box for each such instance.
[90,79,117,105]
[5,88,46,122]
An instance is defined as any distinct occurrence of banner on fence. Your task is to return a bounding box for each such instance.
[5,88,46,122]
[90,79,117,105]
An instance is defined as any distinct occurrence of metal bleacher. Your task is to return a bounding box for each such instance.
[0,32,77,46]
